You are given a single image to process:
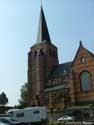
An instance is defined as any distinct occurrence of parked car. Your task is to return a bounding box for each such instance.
[0,117,27,125]
[57,115,76,121]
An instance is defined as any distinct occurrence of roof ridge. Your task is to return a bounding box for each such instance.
[59,61,72,66]
[83,46,94,57]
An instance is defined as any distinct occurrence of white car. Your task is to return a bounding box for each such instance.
[58,115,75,121]
[0,116,26,125]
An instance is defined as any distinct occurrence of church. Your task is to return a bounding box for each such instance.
[27,6,94,111]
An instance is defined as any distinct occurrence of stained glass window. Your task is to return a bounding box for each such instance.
[80,71,91,92]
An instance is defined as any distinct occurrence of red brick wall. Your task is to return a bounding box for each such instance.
[70,46,94,104]
[27,43,59,106]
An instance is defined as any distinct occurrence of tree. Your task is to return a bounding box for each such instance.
[56,89,69,107]
[56,90,65,110]
[0,92,8,106]
[19,83,28,108]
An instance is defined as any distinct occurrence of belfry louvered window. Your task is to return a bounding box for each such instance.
[80,71,91,92]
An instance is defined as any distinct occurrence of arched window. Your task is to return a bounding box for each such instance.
[49,49,52,56]
[45,94,49,104]
[80,71,91,92]
[81,57,85,64]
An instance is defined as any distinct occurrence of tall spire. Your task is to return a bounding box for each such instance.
[36,6,51,45]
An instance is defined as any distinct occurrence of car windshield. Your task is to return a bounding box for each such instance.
[0,117,18,124]
[63,115,70,118]
[0,118,10,123]
[10,118,18,122]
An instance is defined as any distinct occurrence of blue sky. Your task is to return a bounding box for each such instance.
[0,0,94,106]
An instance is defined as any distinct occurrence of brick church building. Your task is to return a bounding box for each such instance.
[27,6,94,110]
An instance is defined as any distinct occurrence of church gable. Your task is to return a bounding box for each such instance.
[72,41,94,68]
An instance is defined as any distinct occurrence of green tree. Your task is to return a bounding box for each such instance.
[56,89,70,116]
[0,92,8,106]
[19,83,28,108]
[56,90,65,110]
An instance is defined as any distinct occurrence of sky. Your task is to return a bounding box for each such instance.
[0,0,94,106]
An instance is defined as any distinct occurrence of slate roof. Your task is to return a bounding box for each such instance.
[35,6,51,45]
[50,61,72,78]
[44,83,70,92]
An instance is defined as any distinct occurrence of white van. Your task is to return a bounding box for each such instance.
[7,107,47,124]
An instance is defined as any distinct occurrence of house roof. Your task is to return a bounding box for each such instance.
[44,83,70,92]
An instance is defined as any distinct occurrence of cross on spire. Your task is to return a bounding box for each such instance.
[79,40,83,47]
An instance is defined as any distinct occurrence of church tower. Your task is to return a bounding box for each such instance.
[27,6,58,106]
